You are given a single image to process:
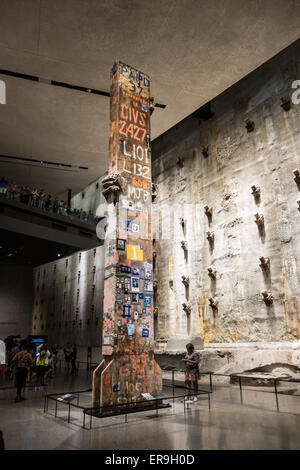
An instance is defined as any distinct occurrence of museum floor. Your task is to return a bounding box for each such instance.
[1,368,300,450]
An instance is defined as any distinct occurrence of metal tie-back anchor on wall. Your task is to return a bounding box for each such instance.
[208,267,216,279]
[251,185,261,201]
[204,206,212,219]
[254,213,264,227]
[202,146,209,158]
[181,240,187,251]
[206,231,214,242]
[176,157,184,168]
[152,183,158,202]
[280,97,291,111]
[182,302,192,314]
[209,297,218,311]
[261,291,273,305]
[245,119,255,132]
[102,171,125,202]
[259,257,270,270]
[293,169,300,187]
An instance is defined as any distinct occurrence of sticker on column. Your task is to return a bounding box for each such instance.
[126,244,143,261]
[139,293,144,299]
[144,295,151,306]
[142,328,149,337]
[125,220,132,232]
[113,384,120,392]
[122,305,131,317]
[135,201,143,212]
[131,277,139,292]
[131,293,139,303]
[144,280,153,292]
[144,268,152,279]
[120,265,131,274]
[103,336,113,345]
[117,239,126,251]
[127,323,135,336]
[125,221,140,233]
[142,308,146,315]
[122,199,135,210]
[132,267,140,276]
[133,310,139,321]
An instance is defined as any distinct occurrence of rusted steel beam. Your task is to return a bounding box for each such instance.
[93,62,162,408]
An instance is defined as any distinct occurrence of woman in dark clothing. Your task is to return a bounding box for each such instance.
[182,343,200,403]
[44,195,52,211]
[70,344,78,375]
[12,341,33,403]
[64,344,71,370]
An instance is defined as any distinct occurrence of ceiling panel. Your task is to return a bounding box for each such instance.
[0,0,299,197]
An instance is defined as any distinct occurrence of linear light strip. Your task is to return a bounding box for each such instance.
[0,154,88,170]
[0,68,166,107]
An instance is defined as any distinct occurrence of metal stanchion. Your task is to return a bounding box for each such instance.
[172,370,175,402]
[55,400,58,418]
[68,403,71,423]
[274,379,279,412]
[238,376,243,404]
[209,372,213,392]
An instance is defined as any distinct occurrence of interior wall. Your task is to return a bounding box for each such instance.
[31,40,300,372]
[0,265,33,340]
[151,39,300,348]
[71,174,107,218]
[32,245,105,355]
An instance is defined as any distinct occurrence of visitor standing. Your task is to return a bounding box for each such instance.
[35,343,50,388]
[182,343,200,403]
[8,182,17,200]
[0,176,8,197]
[70,344,78,375]
[0,339,6,383]
[12,340,33,402]
[51,344,58,373]
[64,343,71,371]
[38,189,46,209]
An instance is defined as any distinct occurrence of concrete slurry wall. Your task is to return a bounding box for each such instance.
[32,42,300,374]
[32,246,105,361]
[151,41,300,372]
[71,174,107,218]
[0,265,33,340]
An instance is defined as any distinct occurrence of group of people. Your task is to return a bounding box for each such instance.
[1,337,201,404]
[2,338,78,403]
[0,176,99,225]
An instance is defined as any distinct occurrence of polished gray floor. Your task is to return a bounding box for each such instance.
[1,368,300,450]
